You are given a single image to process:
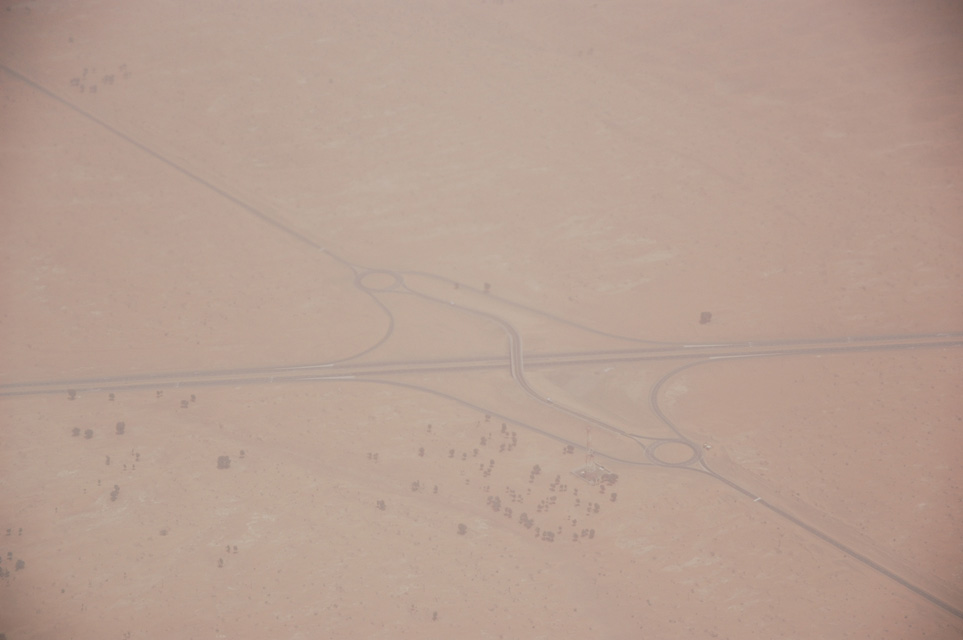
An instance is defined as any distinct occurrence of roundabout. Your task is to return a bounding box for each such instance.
[643,438,703,467]
[356,270,404,292]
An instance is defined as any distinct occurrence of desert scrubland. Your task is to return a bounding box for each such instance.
[1,1,961,638]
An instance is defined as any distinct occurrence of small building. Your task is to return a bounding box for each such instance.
[571,460,618,486]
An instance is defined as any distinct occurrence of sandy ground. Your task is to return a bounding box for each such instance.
[1,1,962,638]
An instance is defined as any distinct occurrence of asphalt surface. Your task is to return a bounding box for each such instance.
[2,62,961,620]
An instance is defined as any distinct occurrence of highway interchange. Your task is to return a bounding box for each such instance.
[3,61,962,621]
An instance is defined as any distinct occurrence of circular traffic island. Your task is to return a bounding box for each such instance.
[356,270,403,292]
[645,439,702,467]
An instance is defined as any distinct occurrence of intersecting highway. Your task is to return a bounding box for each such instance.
[3,62,961,620]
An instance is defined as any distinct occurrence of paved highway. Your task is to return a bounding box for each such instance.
[3,61,961,620]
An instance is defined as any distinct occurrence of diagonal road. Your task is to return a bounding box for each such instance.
[2,61,961,620]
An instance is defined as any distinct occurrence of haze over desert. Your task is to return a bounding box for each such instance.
[1,1,962,638]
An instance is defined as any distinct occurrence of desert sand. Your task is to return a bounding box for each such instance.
[1,1,961,638]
